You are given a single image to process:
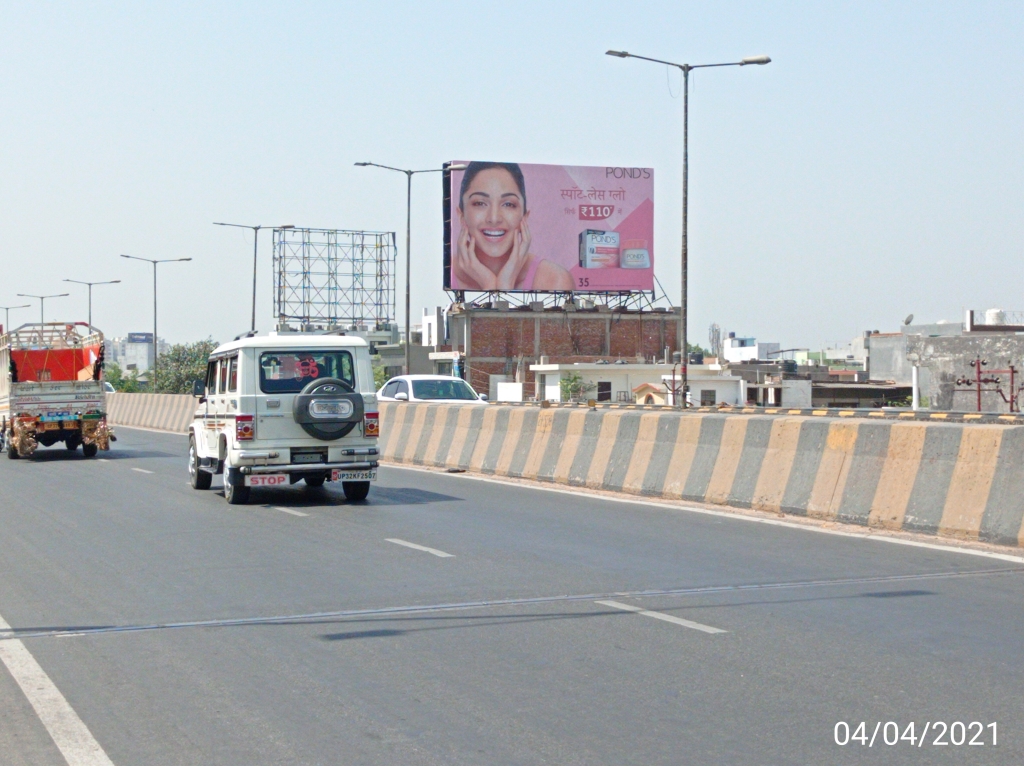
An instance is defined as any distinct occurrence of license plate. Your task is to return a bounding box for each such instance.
[292,453,325,464]
[331,469,376,482]
[42,422,60,431]
[245,474,288,487]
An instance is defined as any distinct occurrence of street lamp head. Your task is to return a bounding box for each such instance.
[606,50,630,58]
[447,164,468,171]
[740,55,771,65]
[354,162,370,166]
[278,225,295,230]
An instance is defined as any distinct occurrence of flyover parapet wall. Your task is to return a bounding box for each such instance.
[106,393,194,433]
[379,402,1024,547]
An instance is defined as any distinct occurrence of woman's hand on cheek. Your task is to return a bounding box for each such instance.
[496,226,527,290]
[456,229,496,290]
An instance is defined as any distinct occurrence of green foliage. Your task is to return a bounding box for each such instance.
[103,362,143,393]
[559,371,596,402]
[372,357,388,390]
[884,394,913,408]
[152,339,218,394]
[687,342,711,356]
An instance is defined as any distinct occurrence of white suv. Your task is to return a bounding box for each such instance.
[187,333,379,504]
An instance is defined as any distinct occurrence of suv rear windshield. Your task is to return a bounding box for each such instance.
[412,379,478,400]
[259,351,355,394]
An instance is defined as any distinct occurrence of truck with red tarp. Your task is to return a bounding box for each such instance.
[0,322,114,459]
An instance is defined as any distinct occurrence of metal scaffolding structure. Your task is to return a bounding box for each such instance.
[273,228,396,330]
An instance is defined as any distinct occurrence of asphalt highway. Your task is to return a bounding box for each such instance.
[1,427,1023,765]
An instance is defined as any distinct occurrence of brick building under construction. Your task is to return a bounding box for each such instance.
[430,303,680,399]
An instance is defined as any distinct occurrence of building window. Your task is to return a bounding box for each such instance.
[597,382,612,402]
[700,389,716,406]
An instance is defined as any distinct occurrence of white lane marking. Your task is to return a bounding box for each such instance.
[595,599,727,634]
[386,465,1024,565]
[385,538,454,558]
[96,459,110,463]
[0,612,116,765]
[271,506,309,517]
[130,468,153,475]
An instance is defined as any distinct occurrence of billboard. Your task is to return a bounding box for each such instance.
[127,332,154,344]
[444,162,654,293]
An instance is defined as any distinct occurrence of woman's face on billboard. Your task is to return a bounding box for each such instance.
[459,168,527,259]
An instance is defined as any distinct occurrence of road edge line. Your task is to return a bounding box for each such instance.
[0,611,115,765]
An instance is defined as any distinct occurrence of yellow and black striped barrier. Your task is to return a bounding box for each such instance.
[379,402,1024,548]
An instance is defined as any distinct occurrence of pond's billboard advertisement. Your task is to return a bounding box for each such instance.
[444,161,654,293]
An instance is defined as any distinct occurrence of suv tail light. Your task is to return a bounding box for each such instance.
[364,412,379,438]
[236,414,255,441]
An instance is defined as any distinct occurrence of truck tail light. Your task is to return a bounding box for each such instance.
[364,412,379,438]
[236,415,255,441]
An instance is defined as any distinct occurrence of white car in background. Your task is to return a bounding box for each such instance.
[377,375,487,404]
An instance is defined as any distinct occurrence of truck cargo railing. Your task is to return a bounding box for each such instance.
[0,322,103,352]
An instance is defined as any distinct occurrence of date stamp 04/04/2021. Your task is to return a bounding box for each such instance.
[835,721,998,748]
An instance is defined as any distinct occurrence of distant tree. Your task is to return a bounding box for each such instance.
[152,339,218,394]
[559,372,596,402]
[687,342,711,357]
[104,362,143,393]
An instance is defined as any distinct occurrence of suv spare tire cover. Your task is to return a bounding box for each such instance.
[292,378,364,440]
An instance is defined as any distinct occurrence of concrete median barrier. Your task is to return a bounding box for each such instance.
[106,393,195,434]
[379,402,1024,547]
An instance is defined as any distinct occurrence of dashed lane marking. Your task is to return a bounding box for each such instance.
[130,468,153,474]
[271,507,309,517]
[0,611,116,765]
[385,538,454,558]
[595,599,727,634]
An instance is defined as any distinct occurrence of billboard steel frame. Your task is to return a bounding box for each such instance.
[273,228,396,330]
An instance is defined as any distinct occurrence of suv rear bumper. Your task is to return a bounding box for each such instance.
[239,460,378,475]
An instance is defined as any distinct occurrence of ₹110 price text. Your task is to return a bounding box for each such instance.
[835,721,997,748]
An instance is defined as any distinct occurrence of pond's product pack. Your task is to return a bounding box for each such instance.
[579,230,621,268]
[620,239,651,269]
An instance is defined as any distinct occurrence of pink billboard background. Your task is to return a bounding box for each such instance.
[447,162,654,293]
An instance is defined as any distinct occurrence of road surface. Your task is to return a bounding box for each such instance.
[1,427,1021,765]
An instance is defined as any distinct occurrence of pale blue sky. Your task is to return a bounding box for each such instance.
[2,1,1022,349]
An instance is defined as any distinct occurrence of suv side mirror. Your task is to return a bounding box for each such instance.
[478,394,488,401]
[395,392,409,401]
[192,379,206,398]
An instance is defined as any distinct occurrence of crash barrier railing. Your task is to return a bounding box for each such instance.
[379,402,1024,548]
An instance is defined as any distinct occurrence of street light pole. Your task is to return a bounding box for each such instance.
[354,162,466,375]
[120,255,192,388]
[16,293,70,341]
[0,304,30,335]
[606,50,770,407]
[63,279,121,331]
[213,222,295,333]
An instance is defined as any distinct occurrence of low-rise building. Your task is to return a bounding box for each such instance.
[527,362,747,406]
